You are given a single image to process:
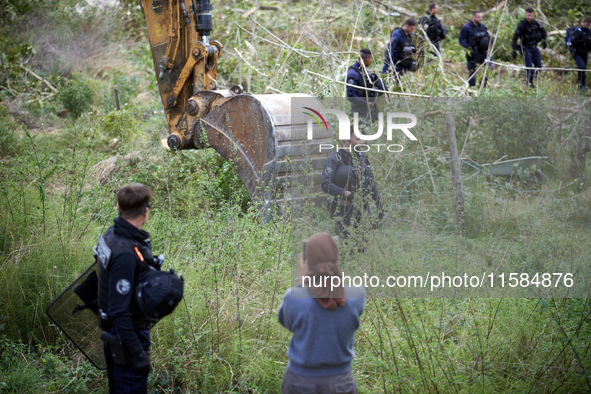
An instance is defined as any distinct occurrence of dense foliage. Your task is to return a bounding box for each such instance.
[1,0,591,392]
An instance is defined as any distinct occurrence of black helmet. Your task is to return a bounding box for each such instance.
[334,165,358,191]
[478,36,490,50]
[135,269,184,320]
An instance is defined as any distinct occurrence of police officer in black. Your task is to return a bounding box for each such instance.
[321,130,382,239]
[418,3,446,55]
[96,183,157,393]
[511,7,547,87]
[382,18,418,75]
[459,10,491,87]
[346,49,386,124]
[571,16,591,91]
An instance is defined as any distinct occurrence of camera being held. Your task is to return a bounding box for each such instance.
[382,18,419,75]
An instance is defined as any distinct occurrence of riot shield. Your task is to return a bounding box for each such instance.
[46,262,106,370]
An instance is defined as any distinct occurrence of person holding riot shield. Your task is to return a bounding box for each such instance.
[96,183,157,393]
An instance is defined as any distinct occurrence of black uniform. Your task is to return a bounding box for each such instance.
[418,12,446,53]
[346,62,385,123]
[321,148,381,238]
[571,26,591,89]
[459,21,491,87]
[382,28,417,74]
[512,19,546,86]
[96,217,154,394]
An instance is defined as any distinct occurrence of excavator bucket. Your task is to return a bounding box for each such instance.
[194,93,333,210]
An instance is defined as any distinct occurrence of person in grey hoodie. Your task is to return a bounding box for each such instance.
[278,232,366,394]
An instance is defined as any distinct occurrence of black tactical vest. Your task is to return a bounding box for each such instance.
[470,23,489,49]
[573,28,591,53]
[96,226,153,318]
[393,28,415,58]
[520,20,544,46]
[421,14,443,43]
[349,62,376,97]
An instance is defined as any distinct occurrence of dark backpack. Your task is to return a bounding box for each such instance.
[135,269,184,320]
[565,27,580,50]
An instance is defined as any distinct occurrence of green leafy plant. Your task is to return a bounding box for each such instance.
[101,108,140,142]
[58,72,94,118]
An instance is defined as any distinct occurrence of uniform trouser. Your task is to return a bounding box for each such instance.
[282,368,357,394]
[522,46,542,85]
[349,99,378,124]
[574,53,588,89]
[389,60,409,79]
[104,329,150,394]
[430,43,441,57]
[467,58,479,87]
[335,204,362,240]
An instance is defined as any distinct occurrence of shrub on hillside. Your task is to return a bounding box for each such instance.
[58,72,94,118]
[101,108,139,143]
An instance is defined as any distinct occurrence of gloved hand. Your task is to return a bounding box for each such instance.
[131,350,151,376]
[376,198,384,221]
[542,39,547,49]
[511,50,517,60]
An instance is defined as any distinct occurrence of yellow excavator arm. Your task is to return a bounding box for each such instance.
[140,0,330,208]
[141,0,222,149]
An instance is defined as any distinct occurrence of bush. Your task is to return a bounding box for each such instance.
[0,336,45,392]
[58,72,94,118]
[101,108,139,142]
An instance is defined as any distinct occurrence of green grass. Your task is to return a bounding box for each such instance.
[1,103,590,391]
[1,0,591,392]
